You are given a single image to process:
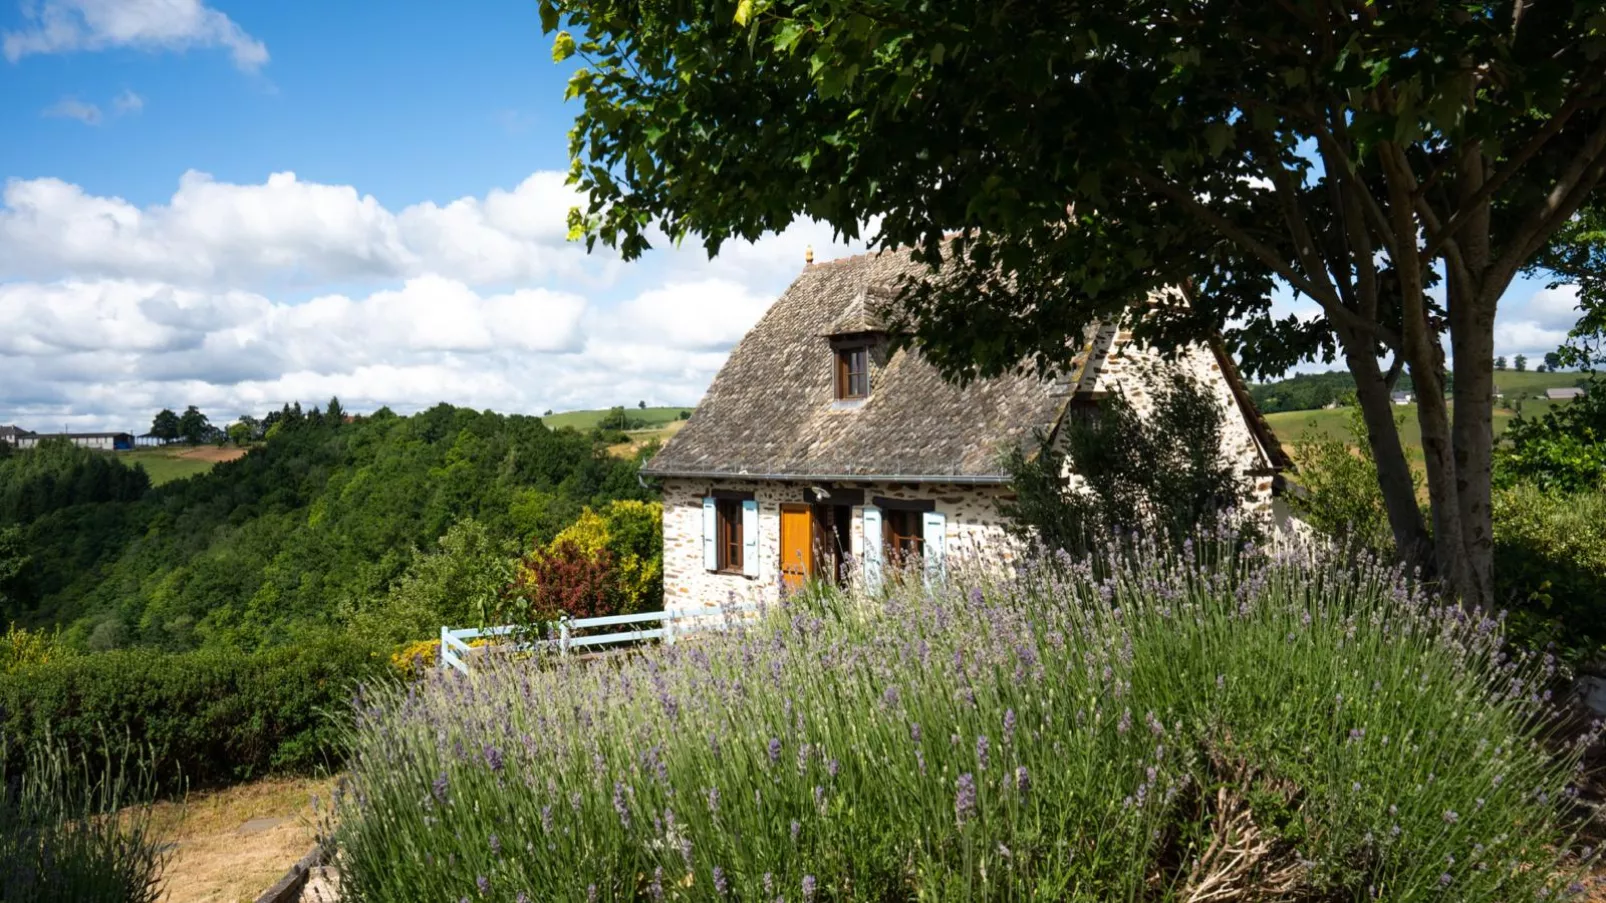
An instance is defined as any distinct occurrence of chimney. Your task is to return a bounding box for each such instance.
[804,245,814,266]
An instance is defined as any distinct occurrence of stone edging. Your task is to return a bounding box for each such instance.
[253,844,324,903]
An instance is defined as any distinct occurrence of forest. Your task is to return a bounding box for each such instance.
[0,403,652,653]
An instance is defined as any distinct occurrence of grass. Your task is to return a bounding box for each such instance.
[331,542,1599,901]
[116,447,247,486]
[147,776,331,903]
[542,406,693,431]
[1266,399,1564,469]
[606,420,687,458]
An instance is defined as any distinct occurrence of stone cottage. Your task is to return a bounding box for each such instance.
[640,249,1288,613]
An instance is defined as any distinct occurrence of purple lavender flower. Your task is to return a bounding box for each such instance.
[1118,709,1132,735]
[587,885,598,903]
[828,758,840,778]
[489,833,501,855]
[790,819,801,843]
[713,866,729,897]
[432,772,449,803]
[477,875,490,895]
[707,786,720,814]
[612,781,631,828]
[803,874,818,902]
[955,772,977,824]
[1015,765,1030,793]
[768,737,782,765]
[483,744,504,773]
[910,722,922,743]
[539,805,553,832]
[1003,709,1016,744]
[976,734,990,770]
[969,587,985,606]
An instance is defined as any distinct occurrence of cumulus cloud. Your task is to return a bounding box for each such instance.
[3,0,268,70]
[0,162,869,430]
[0,170,617,289]
[41,97,102,125]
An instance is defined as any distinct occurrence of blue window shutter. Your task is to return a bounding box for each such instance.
[741,499,760,577]
[702,497,718,571]
[922,510,947,582]
[861,505,883,592]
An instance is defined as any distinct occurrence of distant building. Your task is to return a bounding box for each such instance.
[13,432,135,451]
[135,433,173,447]
[1390,391,1414,405]
[1545,387,1586,402]
[0,425,34,447]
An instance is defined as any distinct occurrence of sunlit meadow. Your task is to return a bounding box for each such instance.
[328,539,1600,901]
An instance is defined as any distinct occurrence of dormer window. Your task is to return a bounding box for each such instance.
[836,346,869,400]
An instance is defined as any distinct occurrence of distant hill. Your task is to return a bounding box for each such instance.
[542,406,693,430]
[1250,369,1588,414]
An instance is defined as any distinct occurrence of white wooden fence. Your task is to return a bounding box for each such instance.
[438,603,758,675]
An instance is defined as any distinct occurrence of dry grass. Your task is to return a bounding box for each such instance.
[149,776,332,903]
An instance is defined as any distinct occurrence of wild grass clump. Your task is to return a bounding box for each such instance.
[331,539,1600,901]
[0,738,167,903]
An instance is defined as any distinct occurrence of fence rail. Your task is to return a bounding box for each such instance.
[439,603,759,675]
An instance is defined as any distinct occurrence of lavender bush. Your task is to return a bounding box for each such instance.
[329,539,1599,901]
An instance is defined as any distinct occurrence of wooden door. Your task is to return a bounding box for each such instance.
[779,504,814,592]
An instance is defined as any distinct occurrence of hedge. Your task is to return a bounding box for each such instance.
[0,632,390,789]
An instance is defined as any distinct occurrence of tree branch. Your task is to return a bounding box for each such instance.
[1127,165,1401,350]
[1487,119,1606,292]
[1422,87,1599,261]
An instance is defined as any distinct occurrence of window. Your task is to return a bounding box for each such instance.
[884,509,924,562]
[716,499,744,573]
[836,346,869,400]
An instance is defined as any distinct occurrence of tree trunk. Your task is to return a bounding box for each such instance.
[1338,333,1433,569]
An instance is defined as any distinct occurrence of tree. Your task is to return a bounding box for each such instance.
[546,0,1606,607]
[226,422,253,447]
[1545,351,1564,371]
[326,396,346,424]
[150,409,180,443]
[1514,354,1529,372]
[177,406,210,445]
[638,400,647,410]
[1496,356,1509,371]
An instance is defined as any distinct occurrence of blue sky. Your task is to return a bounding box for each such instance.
[0,0,1584,432]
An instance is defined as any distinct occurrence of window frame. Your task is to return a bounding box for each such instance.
[835,346,870,400]
[715,498,744,574]
[883,508,925,562]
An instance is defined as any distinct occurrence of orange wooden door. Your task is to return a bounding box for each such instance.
[778,504,814,591]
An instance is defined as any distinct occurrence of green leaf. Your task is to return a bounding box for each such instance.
[734,0,753,27]
[552,31,576,63]
[538,2,559,33]
[931,44,945,65]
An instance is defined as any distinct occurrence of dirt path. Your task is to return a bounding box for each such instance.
[150,776,332,903]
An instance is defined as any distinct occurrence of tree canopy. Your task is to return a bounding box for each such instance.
[546,0,1606,604]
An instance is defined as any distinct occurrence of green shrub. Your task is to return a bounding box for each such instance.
[331,543,1597,901]
[1495,375,1606,493]
[0,738,167,902]
[0,632,388,788]
[1002,371,1253,555]
[1492,483,1606,663]
[1284,400,1418,556]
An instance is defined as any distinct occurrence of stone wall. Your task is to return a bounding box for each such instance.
[659,478,1017,614]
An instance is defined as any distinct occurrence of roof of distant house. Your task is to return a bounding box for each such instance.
[0,425,35,439]
[1546,387,1586,400]
[643,248,1286,481]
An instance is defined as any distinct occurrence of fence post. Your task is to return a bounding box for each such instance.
[439,624,449,671]
[559,618,571,657]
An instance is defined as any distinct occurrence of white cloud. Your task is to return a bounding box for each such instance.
[0,170,614,289]
[3,0,268,71]
[0,164,870,430]
[41,97,102,125]
[112,89,144,115]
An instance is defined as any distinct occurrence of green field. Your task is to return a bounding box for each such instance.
[1265,398,1564,468]
[541,406,693,430]
[116,448,241,486]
